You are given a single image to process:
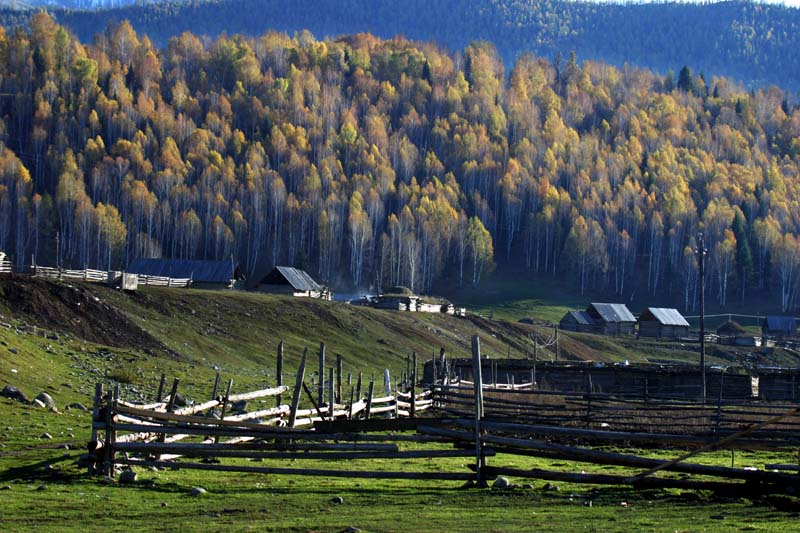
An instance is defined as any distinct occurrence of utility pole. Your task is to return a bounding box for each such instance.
[697,232,707,402]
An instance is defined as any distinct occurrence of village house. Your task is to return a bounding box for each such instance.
[250,266,332,300]
[637,307,690,339]
[762,316,798,339]
[558,310,597,333]
[371,286,456,314]
[585,303,636,335]
[126,258,245,290]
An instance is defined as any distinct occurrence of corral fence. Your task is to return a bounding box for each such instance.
[0,263,192,288]
[87,338,800,494]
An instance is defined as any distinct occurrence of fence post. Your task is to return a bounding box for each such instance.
[586,373,593,428]
[365,380,375,420]
[328,367,335,422]
[89,383,103,475]
[215,379,233,444]
[288,348,307,428]
[471,335,486,487]
[336,354,343,404]
[356,372,363,400]
[276,340,284,407]
[411,351,417,418]
[156,372,166,402]
[348,387,355,420]
[211,372,221,401]
[318,342,326,407]
[102,385,119,477]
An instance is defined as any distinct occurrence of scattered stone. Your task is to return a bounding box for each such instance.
[35,392,56,409]
[40,432,52,440]
[119,470,138,484]
[8,348,18,354]
[710,514,726,520]
[190,487,207,497]
[173,393,188,407]
[341,527,362,533]
[32,399,46,409]
[36,485,47,491]
[0,485,11,491]
[543,483,560,491]
[1,385,29,403]
[161,502,168,507]
[522,483,534,490]
[99,476,116,485]
[66,403,89,412]
[61,444,70,450]
[330,496,344,505]
[149,466,159,473]
[492,476,510,489]
[230,400,248,413]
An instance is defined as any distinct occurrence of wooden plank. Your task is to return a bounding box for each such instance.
[227,386,288,402]
[114,446,476,461]
[119,459,475,480]
[288,347,308,428]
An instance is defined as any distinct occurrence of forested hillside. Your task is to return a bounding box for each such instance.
[1,0,799,89]
[1,15,800,311]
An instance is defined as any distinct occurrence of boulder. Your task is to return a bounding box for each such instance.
[230,400,248,413]
[1,385,29,403]
[173,393,188,408]
[190,487,207,497]
[118,470,137,484]
[66,403,89,411]
[330,496,344,504]
[34,392,56,410]
[492,476,510,489]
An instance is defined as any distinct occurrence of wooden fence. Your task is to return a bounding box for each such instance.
[87,338,800,494]
[29,266,191,288]
[88,343,442,480]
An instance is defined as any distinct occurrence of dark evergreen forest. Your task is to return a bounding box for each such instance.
[1,1,799,89]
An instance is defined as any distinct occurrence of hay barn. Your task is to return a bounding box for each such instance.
[251,266,331,299]
[558,311,597,333]
[126,258,244,289]
[586,303,636,335]
[638,308,690,339]
[762,316,798,339]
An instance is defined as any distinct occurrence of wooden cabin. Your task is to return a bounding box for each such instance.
[559,311,597,333]
[251,266,331,299]
[638,308,690,339]
[762,316,798,339]
[586,303,636,335]
[126,258,244,289]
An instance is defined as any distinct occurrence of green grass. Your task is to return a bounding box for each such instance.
[2,278,800,531]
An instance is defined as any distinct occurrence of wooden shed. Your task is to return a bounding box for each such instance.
[762,316,798,339]
[638,307,690,339]
[559,311,597,333]
[126,258,244,289]
[586,303,636,335]
[251,266,331,299]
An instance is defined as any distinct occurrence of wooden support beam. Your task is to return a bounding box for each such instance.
[472,335,486,487]
[288,348,308,428]
[318,342,325,407]
[365,380,375,420]
[276,340,284,407]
